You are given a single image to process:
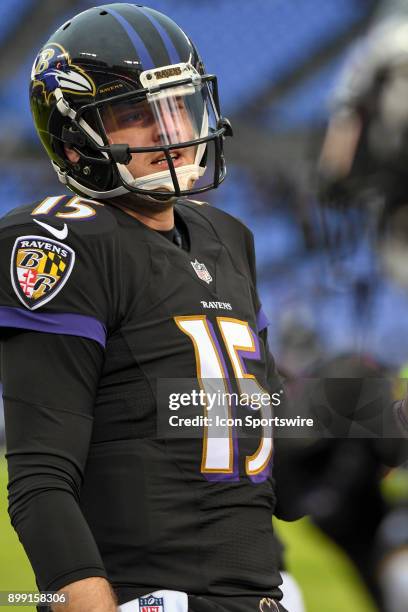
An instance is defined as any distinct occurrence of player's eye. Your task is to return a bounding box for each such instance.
[116,109,153,127]
[175,97,187,111]
[102,101,155,131]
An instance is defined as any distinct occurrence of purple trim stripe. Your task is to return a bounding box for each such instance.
[136,6,181,65]
[205,319,239,482]
[207,319,231,388]
[106,7,155,69]
[257,307,270,332]
[237,327,272,484]
[0,306,106,348]
[237,327,261,374]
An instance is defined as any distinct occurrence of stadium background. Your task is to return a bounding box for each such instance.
[0,1,407,611]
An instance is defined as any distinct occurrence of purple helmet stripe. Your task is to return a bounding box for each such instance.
[0,306,106,348]
[135,6,181,65]
[105,6,155,69]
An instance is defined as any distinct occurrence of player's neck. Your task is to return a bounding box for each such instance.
[108,195,175,231]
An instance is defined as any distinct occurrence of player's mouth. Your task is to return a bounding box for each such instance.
[151,151,184,169]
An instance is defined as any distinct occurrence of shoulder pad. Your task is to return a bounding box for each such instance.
[0,196,119,333]
[0,195,118,239]
[179,199,250,235]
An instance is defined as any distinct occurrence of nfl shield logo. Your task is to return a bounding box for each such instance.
[139,596,164,612]
[190,259,212,284]
[11,235,75,310]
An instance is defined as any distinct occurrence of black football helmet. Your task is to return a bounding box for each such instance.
[30,3,232,200]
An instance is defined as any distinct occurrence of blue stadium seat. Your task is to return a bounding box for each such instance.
[262,52,351,129]
[133,0,373,113]
[1,0,374,141]
[0,161,69,217]
[0,0,35,43]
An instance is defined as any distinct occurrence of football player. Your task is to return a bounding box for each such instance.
[0,5,288,612]
[316,16,408,441]
[316,19,408,611]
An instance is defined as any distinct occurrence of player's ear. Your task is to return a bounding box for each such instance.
[64,144,80,163]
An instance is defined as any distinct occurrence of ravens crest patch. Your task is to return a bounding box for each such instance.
[11,236,75,310]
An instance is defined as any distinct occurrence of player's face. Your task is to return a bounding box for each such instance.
[101,96,197,180]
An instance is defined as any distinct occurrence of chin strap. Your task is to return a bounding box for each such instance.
[117,162,205,193]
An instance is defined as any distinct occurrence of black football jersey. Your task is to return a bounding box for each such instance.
[0,196,282,601]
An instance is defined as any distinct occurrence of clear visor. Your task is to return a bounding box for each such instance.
[98,82,220,195]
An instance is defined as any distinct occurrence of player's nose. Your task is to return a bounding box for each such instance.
[153,107,181,145]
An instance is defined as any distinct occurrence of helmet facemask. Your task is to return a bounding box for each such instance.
[56,64,231,200]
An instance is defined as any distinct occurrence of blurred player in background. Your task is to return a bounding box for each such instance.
[275,351,407,612]
[317,17,408,612]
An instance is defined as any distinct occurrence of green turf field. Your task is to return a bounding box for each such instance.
[274,518,376,612]
[0,451,37,610]
[0,451,377,612]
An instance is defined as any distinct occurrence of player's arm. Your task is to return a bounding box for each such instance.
[242,224,282,394]
[0,209,120,610]
[1,330,117,611]
[242,225,303,519]
[53,578,116,612]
